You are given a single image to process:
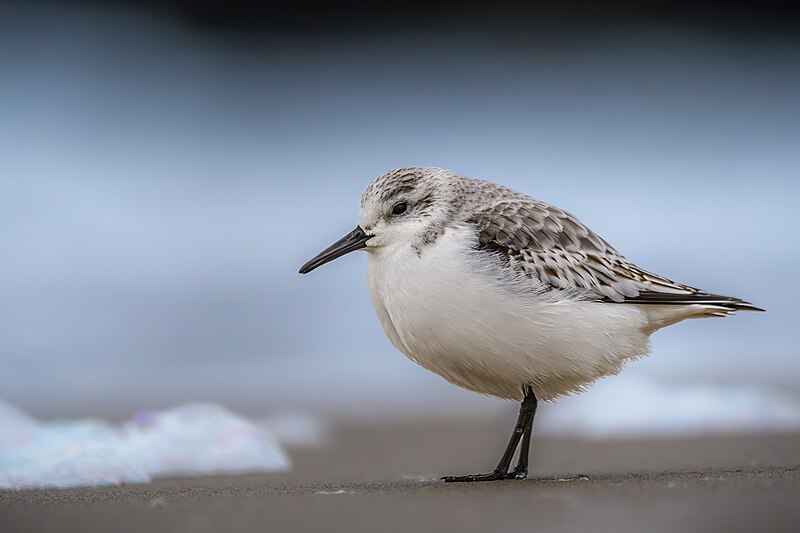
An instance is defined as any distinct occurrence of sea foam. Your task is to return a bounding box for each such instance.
[0,402,290,490]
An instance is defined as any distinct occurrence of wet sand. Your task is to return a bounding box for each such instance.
[2,420,799,532]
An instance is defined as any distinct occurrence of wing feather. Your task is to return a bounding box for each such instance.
[469,199,761,311]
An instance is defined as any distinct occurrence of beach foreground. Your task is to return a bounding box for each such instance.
[2,419,799,532]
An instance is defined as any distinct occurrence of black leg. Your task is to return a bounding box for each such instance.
[510,386,537,478]
[442,386,538,483]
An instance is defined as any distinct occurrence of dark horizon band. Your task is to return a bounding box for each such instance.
[298,226,371,274]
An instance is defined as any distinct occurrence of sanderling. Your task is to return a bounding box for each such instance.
[299,167,763,482]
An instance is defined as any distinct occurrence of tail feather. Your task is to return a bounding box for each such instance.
[629,289,763,334]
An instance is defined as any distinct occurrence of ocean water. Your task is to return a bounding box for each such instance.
[0,3,798,423]
[537,376,800,438]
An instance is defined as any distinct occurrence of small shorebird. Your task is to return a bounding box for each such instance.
[299,167,762,482]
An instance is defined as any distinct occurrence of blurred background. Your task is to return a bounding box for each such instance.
[1,0,798,429]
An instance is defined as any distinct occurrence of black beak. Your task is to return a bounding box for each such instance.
[299,226,371,274]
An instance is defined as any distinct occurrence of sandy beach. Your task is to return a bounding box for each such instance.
[2,419,799,532]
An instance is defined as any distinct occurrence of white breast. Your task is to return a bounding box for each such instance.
[366,225,653,402]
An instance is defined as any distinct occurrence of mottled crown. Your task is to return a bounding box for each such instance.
[362,167,440,205]
[360,166,526,222]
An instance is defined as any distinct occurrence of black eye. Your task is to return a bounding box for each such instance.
[391,202,407,215]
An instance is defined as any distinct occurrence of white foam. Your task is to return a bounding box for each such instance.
[0,402,290,490]
[539,376,800,438]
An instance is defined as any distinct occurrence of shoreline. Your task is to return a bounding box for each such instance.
[3,422,799,532]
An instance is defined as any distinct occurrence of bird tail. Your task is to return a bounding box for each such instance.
[636,293,763,334]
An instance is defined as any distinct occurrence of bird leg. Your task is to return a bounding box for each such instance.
[509,395,535,478]
[443,386,538,482]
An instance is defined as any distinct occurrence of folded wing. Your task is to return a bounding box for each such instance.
[469,199,762,312]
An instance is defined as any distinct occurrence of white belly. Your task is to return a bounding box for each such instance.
[366,225,653,402]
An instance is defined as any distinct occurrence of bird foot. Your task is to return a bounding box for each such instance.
[442,468,526,483]
[509,467,528,479]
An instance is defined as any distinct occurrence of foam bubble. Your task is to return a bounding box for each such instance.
[0,402,290,490]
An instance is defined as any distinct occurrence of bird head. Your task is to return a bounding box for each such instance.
[299,167,456,274]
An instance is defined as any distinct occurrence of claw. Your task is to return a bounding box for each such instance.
[442,470,524,483]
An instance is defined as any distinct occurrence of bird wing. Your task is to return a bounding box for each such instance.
[468,199,760,310]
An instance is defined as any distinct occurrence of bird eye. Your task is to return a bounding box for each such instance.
[391,202,407,215]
